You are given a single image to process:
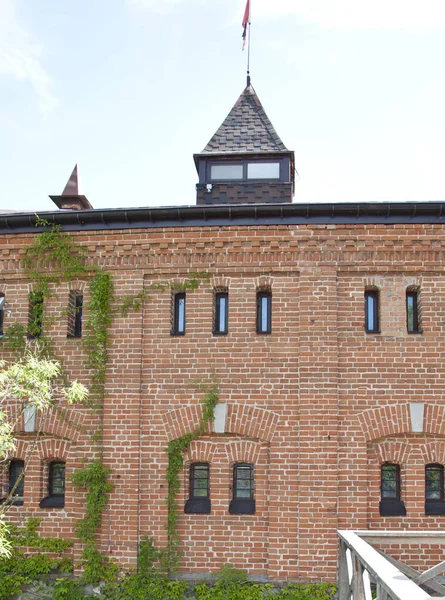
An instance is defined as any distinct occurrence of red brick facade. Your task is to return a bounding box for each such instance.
[2,218,445,581]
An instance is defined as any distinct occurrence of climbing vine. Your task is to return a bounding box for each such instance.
[165,380,219,571]
[1,218,214,583]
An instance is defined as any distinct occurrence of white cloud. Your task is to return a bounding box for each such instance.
[251,0,445,32]
[0,0,57,114]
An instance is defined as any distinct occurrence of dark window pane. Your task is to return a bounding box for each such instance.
[49,462,65,496]
[74,295,83,337]
[28,292,43,338]
[426,464,443,501]
[9,460,24,497]
[190,464,209,499]
[381,464,400,500]
[406,291,419,333]
[233,464,254,500]
[0,294,4,336]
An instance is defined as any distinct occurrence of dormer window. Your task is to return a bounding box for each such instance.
[210,164,243,180]
[209,161,282,183]
[247,162,280,179]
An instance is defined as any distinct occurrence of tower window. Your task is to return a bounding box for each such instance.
[28,291,43,338]
[0,293,5,337]
[365,290,379,333]
[68,292,83,338]
[184,463,210,514]
[379,462,406,516]
[172,293,186,335]
[229,463,255,515]
[247,162,280,179]
[406,290,420,333]
[214,292,228,334]
[210,164,243,180]
[257,291,271,334]
[425,464,445,515]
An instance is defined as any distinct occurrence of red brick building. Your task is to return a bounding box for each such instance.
[2,82,445,582]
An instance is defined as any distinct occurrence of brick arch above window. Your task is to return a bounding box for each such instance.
[358,403,445,443]
[370,439,411,465]
[162,404,279,443]
[12,406,85,443]
[67,279,87,292]
[225,439,262,465]
[187,440,218,464]
[419,441,445,465]
[255,276,273,291]
[36,438,71,463]
[358,404,412,442]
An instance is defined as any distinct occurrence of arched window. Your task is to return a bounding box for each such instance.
[365,289,380,333]
[67,291,83,338]
[257,291,271,334]
[406,288,421,333]
[172,292,186,335]
[39,461,65,508]
[184,463,210,514]
[425,464,445,515]
[379,462,406,516]
[229,463,255,514]
[28,291,43,338]
[4,459,24,506]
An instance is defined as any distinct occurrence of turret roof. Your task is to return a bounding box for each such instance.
[200,84,290,155]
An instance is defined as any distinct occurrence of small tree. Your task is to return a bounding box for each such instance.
[0,342,88,557]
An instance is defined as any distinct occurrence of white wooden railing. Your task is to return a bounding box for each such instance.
[338,530,445,600]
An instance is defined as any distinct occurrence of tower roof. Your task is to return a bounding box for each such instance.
[199,84,290,155]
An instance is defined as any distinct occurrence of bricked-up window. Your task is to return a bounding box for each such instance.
[365,290,379,333]
[379,463,406,516]
[28,291,43,338]
[214,292,228,334]
[67,292,83,338]
[172,292,186,335]
[184,463,210,514]
[229,463,255,515]
[0,293,4,336]
[40,461,66,508]
[257,291,271,334]
[425,464,445,515]
[406,290,420,333]
[5,459,24,506]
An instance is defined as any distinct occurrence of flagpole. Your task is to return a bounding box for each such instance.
[247,0,252,87]
[247,0,251,86]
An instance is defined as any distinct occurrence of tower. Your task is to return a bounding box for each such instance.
[194,83,295,205]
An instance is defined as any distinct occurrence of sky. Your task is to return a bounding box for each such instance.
[1,0,445,213]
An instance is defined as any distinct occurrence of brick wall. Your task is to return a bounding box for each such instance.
[2,222,445,581]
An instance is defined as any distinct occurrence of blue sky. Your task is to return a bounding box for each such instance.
[1,0,445,212]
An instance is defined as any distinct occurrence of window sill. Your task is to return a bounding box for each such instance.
[365,330,381,335]
[184,498,211,514]
[67,334,82,339]
[39,496,65,509]
[407,331,423,335]
[170,331,186,336]
[229,498,255,515]
[1,497,23,506]
[379,500,406,516]
[425,501,445,515]
[213,331,228,336]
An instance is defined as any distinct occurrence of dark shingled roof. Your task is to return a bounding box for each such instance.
[201,85,289,154]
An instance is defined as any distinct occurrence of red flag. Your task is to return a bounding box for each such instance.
[242,0,250,50]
